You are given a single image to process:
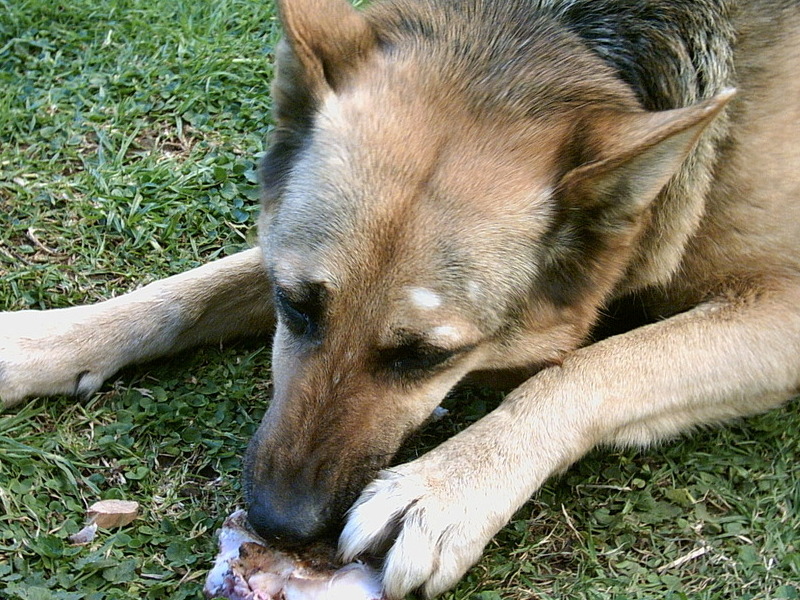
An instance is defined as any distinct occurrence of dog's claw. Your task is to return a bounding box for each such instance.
[340,462,490,599]
[339,471,416,563]
[0,310,110,407]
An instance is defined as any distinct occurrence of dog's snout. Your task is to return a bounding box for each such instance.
[242,349,408,550]
[246,487,332,547]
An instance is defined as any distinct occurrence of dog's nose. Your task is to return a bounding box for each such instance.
[246,489,331,546]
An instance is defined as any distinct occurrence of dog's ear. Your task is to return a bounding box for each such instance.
[558,89,735,221]
[536,90,734,308]
[276,0,376,95]
[260,0,375,212]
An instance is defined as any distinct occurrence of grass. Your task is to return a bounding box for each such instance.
[0,0,798,599]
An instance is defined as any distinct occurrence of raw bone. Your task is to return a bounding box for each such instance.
[204,510,384,600]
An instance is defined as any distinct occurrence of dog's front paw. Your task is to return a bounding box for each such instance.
[0,309,112,408]
[339,459,500,599]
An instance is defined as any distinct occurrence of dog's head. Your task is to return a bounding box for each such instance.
[243,0,731,544]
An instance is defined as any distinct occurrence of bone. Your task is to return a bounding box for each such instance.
[204,510,384,600]
[87,499,140,528]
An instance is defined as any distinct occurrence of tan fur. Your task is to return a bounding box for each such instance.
[0,249,273,404]
[2,0,799,598]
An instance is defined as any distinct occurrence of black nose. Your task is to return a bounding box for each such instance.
[246,488,332,547]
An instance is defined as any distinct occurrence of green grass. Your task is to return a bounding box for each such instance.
[0,1,799,599]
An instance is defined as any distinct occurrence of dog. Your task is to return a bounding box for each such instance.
[2,0,799,597]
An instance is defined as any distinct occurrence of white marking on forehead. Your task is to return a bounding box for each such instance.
[408,287,442,310]
[430,325,461,343]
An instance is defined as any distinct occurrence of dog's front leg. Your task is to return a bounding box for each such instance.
[0,248,274,408]
[340,283,800,599]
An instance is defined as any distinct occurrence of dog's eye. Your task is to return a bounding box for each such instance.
[384,344,457,376]
[275,287,321,338]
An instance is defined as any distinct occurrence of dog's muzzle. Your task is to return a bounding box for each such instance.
[246,482,333,546]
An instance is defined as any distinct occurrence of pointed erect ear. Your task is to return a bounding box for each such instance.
[558,89,736,219]
[276,0,376,95]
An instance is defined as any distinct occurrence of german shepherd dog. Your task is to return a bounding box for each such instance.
[2,0,799,597]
